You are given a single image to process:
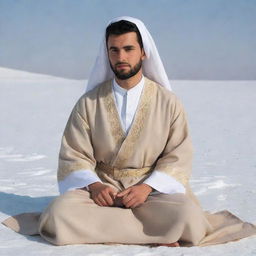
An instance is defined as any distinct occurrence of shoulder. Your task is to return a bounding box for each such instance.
[73,80,111,115]
[144,77,180,106]
[83,80,112,100]
[76,80,111,104]
[144,77,187,119]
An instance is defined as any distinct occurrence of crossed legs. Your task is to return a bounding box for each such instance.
[39,189,211,246]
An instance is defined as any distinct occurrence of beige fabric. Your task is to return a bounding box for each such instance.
[58,77,192,187]
[201,211,256,246]
[2,77,256,246]
[38,189,211,246]
[2,181,255,246]
[2,212,40,236]
[96,161,153,178]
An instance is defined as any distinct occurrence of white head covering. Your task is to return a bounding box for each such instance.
[86,16,171,92]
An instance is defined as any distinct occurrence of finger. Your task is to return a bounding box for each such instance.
[102,191,114,206]
[122,193,135,205]
[97,194,108,206]
[109,190,117,199]
[94,198,103,207]
[125,198,138,208]
[117,188,131,197]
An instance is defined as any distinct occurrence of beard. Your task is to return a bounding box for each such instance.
[110,59,142,80]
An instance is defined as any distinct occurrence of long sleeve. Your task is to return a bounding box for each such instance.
[58,169,101,194]
[152,96,193,187]
[143,170,185,194]
[57,98,100,193]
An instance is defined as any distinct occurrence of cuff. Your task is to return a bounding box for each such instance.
[58,169,102,194]
[143,170,185,194]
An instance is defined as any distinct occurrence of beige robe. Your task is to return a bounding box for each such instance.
[58,77,193,193]
[2,77,256,246]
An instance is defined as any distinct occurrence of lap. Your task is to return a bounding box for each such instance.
[39,190,208,245]
[47,189,196,215]
[133,193,201,219]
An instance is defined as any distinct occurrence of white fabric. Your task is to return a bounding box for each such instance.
[86,16,171,93]
[113,76,144,134]
[58,170,101,194]
[143,171,185,194]
[59,78,184,195]
[59,168,185,195]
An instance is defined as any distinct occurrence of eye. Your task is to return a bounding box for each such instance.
[109,47,119,53]
[124,46,134,52]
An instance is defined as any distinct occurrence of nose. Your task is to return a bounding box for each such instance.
[117,49,126,62]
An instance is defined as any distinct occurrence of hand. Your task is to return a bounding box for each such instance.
[116,184,153,208]
[88,182,117,207]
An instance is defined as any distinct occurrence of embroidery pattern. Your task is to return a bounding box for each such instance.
[57,161,95,181]
[114,78,156,167]
[103,81,126,150]
[96,161,153,178]
[160,166,190,185]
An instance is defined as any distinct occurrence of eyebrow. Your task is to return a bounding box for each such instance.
[109,46,118,50]
[124,45,135,49]
[109,45,135,50]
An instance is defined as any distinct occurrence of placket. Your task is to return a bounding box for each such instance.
[126,91,134,133]
[122,92,128,132]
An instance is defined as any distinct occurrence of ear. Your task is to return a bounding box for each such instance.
[141,48,146,60]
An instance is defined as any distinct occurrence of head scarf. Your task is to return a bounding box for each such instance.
[86,16,171,92]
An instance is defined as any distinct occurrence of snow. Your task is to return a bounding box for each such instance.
[0,67,69,80]
[0,68,255,255]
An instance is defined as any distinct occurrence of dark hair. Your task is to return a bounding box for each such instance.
[105,20,143,49]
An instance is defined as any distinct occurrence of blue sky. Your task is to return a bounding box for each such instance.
[0,0,255,80]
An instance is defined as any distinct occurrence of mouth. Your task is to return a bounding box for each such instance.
[116,63,130,69]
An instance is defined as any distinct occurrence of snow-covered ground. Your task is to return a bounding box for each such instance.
[0,67,255,255]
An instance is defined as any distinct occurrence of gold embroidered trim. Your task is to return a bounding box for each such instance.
[57,162,95,181]
[102,81,126,148]
[96,161,153,179]
[159,166,189,185]
[114,78,156,167]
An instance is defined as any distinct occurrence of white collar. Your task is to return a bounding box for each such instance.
[112,76,145,96]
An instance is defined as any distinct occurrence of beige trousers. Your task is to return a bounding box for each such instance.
[38,189,211,246]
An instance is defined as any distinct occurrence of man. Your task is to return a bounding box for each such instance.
[3,16,256,247]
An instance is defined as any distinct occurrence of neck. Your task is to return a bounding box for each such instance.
[115,71,143,90]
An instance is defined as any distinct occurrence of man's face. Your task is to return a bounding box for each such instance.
[107,32,145,80]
